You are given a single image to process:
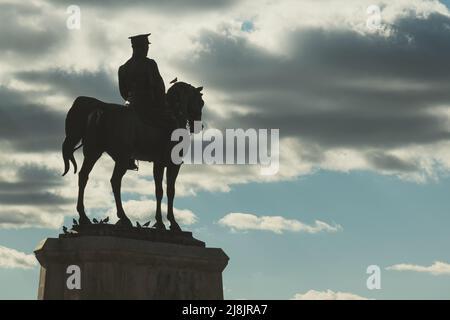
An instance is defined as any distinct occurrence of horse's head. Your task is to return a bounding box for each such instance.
[167,82,205,133]
[187,86,204,133]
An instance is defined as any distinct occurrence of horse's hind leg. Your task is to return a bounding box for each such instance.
[77,154,101,225]
[166,163,181,232]
[111,160,132,227]
[152,162,166,230]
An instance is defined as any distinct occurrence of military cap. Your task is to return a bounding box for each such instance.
[129,33,151,46]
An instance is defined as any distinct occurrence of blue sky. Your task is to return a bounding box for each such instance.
[1,0,450,300]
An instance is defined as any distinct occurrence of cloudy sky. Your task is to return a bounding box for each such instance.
[1,0,450,299]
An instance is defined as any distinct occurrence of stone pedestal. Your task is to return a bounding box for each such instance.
[34,226,229,300]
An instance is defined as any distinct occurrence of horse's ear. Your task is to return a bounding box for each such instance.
[196,86,203,92]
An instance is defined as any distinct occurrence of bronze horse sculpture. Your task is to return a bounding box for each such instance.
[62,82,204,231]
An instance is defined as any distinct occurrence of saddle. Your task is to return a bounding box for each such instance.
[128,105,178,131]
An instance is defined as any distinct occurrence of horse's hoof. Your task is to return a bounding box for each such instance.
[79,216,92,225]
[170,222,182,232]
[116,217,132,228]
[152,221,167,230]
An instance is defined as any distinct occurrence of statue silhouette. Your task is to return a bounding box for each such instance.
[119,33,166,170]
[61,34,204,231]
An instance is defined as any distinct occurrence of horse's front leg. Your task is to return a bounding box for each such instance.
[152,162,166,230]
[111,160,132,227]
[166,163,181,231]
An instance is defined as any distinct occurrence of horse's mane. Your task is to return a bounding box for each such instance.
[166,82,194,110]
[167,81,192,96]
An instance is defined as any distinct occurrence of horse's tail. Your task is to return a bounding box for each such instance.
[62,96,100,176]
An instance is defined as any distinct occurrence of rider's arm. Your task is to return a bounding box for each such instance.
[118,66,128,101]
[149,60,166,107]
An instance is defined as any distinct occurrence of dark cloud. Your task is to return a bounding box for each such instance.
[296,13,450,81]
[235,112,450,149]
[0,165,63,192]
[0,208,60,228]
[0,192,68,206]
[0,68,122,153]
[0,165,70,206]
[16,68,121,102]
[0,2,65,57]
[175,12,450,168]
[0,87,64,152]
[366,152,419,173]
[46,0,237,13]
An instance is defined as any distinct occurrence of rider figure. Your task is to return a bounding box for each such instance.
[118,33,166,170]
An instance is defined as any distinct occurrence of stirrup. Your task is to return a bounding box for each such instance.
[128,160,139,171]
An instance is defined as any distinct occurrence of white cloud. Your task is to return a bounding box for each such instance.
[0,245,37,269]
[293,289,368,300]
[218,212,342,234]
[387,261,450,276]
